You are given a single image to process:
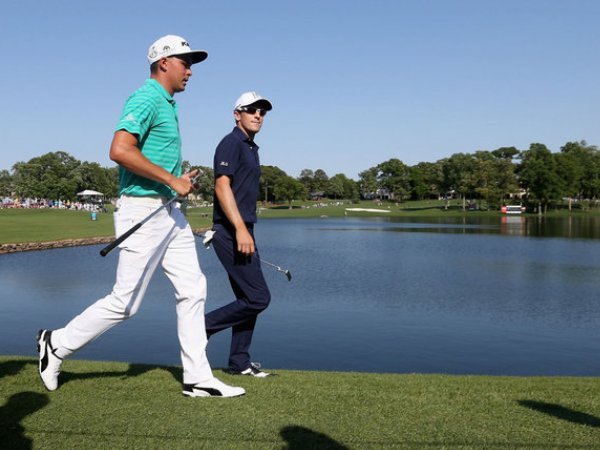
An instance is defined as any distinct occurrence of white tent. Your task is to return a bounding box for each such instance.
[77,189,104,197]
[77,190,104,204]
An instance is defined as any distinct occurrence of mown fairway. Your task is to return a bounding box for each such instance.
[1,356,599,449]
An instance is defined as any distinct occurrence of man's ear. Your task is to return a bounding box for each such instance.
[158,58,169,72]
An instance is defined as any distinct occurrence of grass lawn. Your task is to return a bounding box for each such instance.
[0,207,213,245]
[0,209,116,244]
[1,356,599,449]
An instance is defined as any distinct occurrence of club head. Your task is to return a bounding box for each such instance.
[284,270,292,282]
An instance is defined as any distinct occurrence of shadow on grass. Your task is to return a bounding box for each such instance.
[0,359,183,448]
[59,362,182,386]
[0,391,49,450]
[268,205,300,210]
[280,425,349,450]
[0,358,182,389]
[0,360,29,379]
[399,206,446,212]
[518,400,600,428]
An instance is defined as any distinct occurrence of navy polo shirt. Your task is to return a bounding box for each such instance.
[213,126,261,224]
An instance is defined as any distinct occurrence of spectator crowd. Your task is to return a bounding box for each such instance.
[1,197,105,212]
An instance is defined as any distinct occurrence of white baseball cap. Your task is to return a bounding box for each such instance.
[147,35,208,65]
[234,91,273,111]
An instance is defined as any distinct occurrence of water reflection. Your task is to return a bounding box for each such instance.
[326,214,600,239]
[0,216,599,376]
[500,215,525,237]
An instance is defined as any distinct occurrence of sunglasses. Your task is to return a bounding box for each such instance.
[239,106,268,117]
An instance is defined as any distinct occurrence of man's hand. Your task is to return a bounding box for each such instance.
[170,169,199,196]
[110,132,200,197]
[236,227,255,255]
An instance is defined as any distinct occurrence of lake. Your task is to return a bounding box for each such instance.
[1,215,599,376]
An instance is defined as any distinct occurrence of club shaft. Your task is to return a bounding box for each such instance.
[201,230,290,280]
[259,258,281,270]
[99,196,178,257]
[99,223,141,256]
[99,172,201,257]
[260,257,290,279]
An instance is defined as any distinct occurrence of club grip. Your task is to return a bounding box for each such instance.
[99,223,142,257]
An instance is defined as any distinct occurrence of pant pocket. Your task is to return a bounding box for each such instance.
[114,203,154,239]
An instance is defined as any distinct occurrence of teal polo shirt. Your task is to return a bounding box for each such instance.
[115,79,182,197]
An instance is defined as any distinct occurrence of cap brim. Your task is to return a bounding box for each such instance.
[189,50,208,64]
[245,99,273,111]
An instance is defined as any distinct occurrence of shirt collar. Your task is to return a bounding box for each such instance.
[232,126,258,148]
[146,79,176,105]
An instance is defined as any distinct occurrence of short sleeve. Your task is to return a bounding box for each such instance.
[115,95,156,139]
[213,135,240,178]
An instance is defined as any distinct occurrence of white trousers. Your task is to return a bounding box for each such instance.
[52,196,212,384]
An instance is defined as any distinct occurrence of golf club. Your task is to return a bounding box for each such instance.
[201,230,292,281]
[258,258,292,281]
[100,173,200,257]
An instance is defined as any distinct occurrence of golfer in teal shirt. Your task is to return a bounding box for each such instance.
[116,78,182,198]
[37,35,245,398]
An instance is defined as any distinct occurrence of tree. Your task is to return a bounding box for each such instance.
[72,161,118,198]
[312,169,329,194]
[584,147,600,201]
[274,176,307,207]
[409,166,427,200]
[377,158,411,202]
[0,169,13,197]
[13,151,80,200]
[491,146,519,160]
[176,161,214,202]
[358,167,378,199]
[409,162,443,200]
[298,169,315,193]
[557,141,600,204]
[325,174,344,199]
[296,168,329,199]
[325,173,358,200]
[11,151,119,201]
[472,151,518,208]
[104,167,119,198]
[442,153,477,209]
[518,143,563,213]
[260,165,289,202]
[192,165,214,202]
[342,176,360,202]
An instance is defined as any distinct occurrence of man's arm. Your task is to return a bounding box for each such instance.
[214,174,255,255]
[109,130,197,196]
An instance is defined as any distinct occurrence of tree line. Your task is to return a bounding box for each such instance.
[2,152,120,201]
[1,141,599,212]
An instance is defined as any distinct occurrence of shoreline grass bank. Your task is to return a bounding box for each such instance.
[1,356,599,448]
[2,199,598,248]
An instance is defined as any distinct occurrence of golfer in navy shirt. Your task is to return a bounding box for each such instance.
[205,92,274,377]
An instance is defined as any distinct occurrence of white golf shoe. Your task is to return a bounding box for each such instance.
[182,377,245,398]
[37,329,63,391]
[231,362,273,378]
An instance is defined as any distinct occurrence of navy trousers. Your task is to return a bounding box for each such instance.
[205,222,271,371]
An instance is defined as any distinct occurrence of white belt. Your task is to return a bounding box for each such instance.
[119,195,173,206]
